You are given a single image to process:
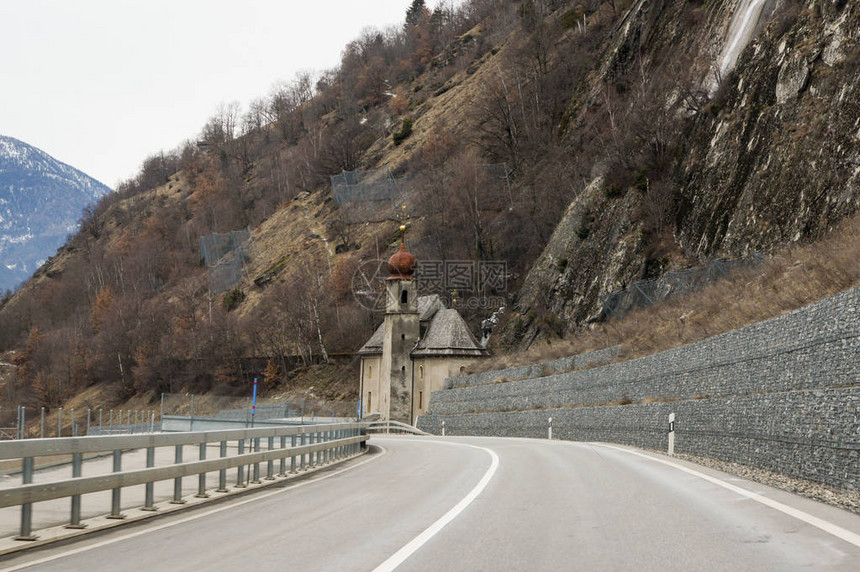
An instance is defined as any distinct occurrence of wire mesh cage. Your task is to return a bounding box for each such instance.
[200,228,257,294]
[600,254,763,319]
[331,167,410,223]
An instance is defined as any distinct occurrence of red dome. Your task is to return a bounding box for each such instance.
[388,241,416,279]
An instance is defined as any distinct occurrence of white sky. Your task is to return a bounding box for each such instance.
[0,0,417,188]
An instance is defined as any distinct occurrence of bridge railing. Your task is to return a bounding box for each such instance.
[366,420,430,436]
[0,422,367,541]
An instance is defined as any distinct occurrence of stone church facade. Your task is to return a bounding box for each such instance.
[358,234,486,425]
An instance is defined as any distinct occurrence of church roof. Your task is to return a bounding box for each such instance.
[357,322,385,355]
[411,308,486,357]
[417,294,443,321]
[357,295,485,358]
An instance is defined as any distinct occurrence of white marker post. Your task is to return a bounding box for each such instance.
[442,420,446,437]
[668,413,676,456]
[548,417,553,440]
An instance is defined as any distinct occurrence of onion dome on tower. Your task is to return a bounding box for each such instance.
[388,225,416,280]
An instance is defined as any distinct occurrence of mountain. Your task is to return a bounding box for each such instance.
[0,135,112,292]
[0,0,857,407]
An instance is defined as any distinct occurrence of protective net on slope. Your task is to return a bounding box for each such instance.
[200,228,257,294]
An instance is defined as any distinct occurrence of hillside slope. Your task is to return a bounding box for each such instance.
[0,0,857,409]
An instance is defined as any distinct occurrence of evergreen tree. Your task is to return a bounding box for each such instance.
[405,0,425,26]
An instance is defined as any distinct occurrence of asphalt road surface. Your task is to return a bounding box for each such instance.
[1,436,858,571]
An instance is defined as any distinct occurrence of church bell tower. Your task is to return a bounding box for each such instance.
[380,225,420,423]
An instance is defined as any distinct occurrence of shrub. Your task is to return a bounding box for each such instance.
[392,118,413,146]
[222,288,245,312]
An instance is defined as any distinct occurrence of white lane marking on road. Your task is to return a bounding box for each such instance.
[0,448,386,572]
[372,440,500,572]
[597,444,860,548]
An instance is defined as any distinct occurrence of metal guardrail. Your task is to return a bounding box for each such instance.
[366,420,430,436]
[0,422,367,540]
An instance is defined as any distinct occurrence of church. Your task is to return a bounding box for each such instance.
[358,228,487,425]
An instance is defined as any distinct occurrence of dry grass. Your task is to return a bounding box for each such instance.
[481,214,860,372]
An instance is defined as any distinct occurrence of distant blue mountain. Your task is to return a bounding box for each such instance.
[0,135,111,292]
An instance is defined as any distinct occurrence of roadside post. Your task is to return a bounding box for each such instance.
[548,417,553,440]
[668,413,675,456]
[251,378,258,428]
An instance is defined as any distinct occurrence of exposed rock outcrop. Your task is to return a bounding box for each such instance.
[499,0,859,350]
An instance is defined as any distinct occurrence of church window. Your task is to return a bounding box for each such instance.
[368,365,373,378]
[419,391,423,409]
[418,366,424,380]
[367,391,372,411]
[401,290,408,304]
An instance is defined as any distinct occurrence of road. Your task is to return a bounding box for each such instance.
[1,436,858,571]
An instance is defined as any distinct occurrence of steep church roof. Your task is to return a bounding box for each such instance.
[357,295,484,357]
[357,322,385,355]
[417,294,443,321]
[411,308,486,357]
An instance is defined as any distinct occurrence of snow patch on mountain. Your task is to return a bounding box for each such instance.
[0,135,112,292]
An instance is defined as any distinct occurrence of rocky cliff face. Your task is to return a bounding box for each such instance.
[678,0,859,255]
[499,0,859,349]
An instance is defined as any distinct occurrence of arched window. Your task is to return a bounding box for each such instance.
[418,366,424,380]
[368,365,373,378]
[401,289,408,304]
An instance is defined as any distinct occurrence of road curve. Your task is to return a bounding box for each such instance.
[1,436,858,571]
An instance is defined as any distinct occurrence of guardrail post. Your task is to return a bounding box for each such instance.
[71,408,76,437]
[236,439,246,487]
[217,440,228,492]
[142,446,157,511]
[66,452,86,529]
[266,436,275,480]
[252,438,261,484]
[15,457,36,540]
[196,443,209,497]
[107,450,125,519]
[290,434,297,474]
[278,435,287,476]
[58,407,63,437]
[311,432,318,467]
[334,429,339,459]
[40,407,45,439]
[86,409,91,436]
[321,430,327,464]
[171,445,186,504]
[324,430,329,463]
[300,432,307,470]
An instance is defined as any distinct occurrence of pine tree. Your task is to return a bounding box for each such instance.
[405,0,425,26]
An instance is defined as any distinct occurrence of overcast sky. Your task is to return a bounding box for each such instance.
[0,0,417,188]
